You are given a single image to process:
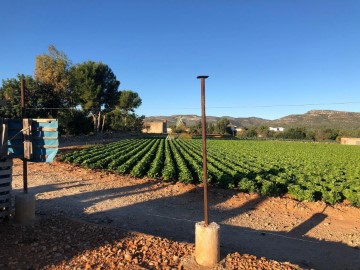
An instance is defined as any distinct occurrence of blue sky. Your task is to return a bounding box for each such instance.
[1,0,359,119]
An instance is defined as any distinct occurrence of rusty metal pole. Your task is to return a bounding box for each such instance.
[197,75,209,225]
[21,77,28,194]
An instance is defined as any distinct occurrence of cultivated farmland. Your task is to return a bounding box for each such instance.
[61,138,360,206]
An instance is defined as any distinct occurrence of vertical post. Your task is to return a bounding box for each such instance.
[194,75,219,267]
[15,78,35,224]
[197,75,209,225]
[21,77,28,194]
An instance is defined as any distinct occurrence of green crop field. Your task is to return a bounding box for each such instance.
[61,138,360,206]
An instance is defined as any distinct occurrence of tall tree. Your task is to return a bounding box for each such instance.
[257,125,270,138]
[70,61,120,131]
[0,75,50,118]
[117,90,142,127]
[34,45,72,104]
[215,118,230,134]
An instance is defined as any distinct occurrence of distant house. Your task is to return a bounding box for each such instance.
[227,124,244,136]
[142,120,167,134]
[340,138,360,145]
[269,127,285,132]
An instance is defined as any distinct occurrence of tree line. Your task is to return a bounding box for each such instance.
[186,117,360,141]
[236,126,360,141]
[0,45,144,135]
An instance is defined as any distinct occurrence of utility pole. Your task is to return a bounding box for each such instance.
[197,75,209,225]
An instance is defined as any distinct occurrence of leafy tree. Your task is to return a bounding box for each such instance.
[117,90,142,127]
[339,129,360,138]
[34,45,74,108]
[1,46,144,136]
[322,128,339,141]
[215,118,230,134]
[70,61,120,132]
[107,110,144,132]
[282,127,307,140]
[306,130,316,141]
[0,75,29,118]
[126,113,145,132]
[107,109,125,130]
[257,125,270,138]
[71,61,120,114]
[207,123,216,134]
[245,127,258,138]
[0,75,53,119]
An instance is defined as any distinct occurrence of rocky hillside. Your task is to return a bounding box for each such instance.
[145,114,270,127]
[270,110,360,129]
[145,110,360,129]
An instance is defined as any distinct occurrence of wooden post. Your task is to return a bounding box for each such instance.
[21,78,28,194]
[23,119,32,160]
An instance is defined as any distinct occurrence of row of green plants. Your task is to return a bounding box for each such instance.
[60,138,360,206]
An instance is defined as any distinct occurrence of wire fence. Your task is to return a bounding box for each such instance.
[21,100,360,112]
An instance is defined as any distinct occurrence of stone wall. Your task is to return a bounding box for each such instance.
[142,121,167,134]
[340,137,360,145]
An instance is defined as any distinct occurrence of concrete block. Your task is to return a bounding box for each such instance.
[15,193,35,224]
[195,221,220,267]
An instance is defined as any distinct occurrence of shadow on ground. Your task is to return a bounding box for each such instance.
[7,177,360,270]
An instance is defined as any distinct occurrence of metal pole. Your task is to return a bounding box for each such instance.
[197,75,209,225]
[21,77,28,194]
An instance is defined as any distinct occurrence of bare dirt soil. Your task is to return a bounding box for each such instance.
[2,145,360,269]
[0,216,299,270]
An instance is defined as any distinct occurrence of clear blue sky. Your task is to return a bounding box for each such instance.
[1,0,359,119]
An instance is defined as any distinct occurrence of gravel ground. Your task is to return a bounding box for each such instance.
[0,216,300,270]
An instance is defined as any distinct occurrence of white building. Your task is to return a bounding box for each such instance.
[269,127,285,132]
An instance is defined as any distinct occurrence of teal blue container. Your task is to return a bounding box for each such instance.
[7,119,58,162]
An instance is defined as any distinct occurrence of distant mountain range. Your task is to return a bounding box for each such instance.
[145,110,360,129]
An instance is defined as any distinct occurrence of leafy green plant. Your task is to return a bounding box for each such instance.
[61,138,360,206]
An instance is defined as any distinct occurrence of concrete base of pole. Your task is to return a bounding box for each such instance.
[15,193,35,224]
[195,221,220,267]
